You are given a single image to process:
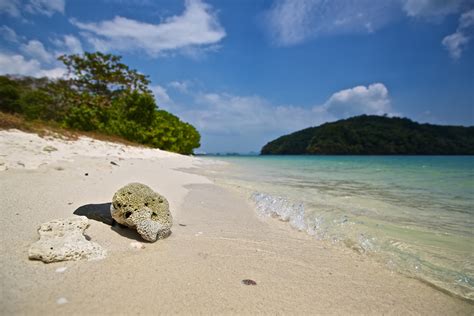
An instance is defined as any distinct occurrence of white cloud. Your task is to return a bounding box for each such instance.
[37,66,66,78]
[0,0,64,17]
[442,9,474,59]
[442,32,469,59]
[0,0,20,17]
[263,0,473,46]
[459,9,474,28]
[187,93,322,134]
[52,35,83,55]
[20,39,54,63]
[25,0,65,16]
[72,0,226,57]
[263,0,318,46]
[168,80,191,93]
[150,84,171,106]
[0,52,65,78]
[321,83,393,117]
[263,0,399,46]
[401,0,465,17]
[61,35,83,54]
[0,29,76,79]
[0,25,20,42]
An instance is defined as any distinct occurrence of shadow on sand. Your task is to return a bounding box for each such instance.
[73,203,146,242]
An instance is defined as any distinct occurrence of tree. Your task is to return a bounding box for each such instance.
[58,52,151,98]
[57,52,153,130]
[0,53,202,155]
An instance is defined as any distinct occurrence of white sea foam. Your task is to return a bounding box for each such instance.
[250,191,377,253]
[251,192,306,231]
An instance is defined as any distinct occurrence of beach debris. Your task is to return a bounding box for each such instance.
[110,161,119,166]
[56,297,68,305]
[84,173,89,176]
[28,216,106,263]
[55,267,67,273]
[241,279,257,286]
[195,232,203,237]
[179,223,187,227]
[111,183,173,242]
[43,145,58,152]
[129,241,144,249]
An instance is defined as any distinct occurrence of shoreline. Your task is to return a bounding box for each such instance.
[197,175,474,304]
[0,129,472,314]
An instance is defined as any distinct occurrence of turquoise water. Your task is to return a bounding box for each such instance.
[199,156,474,300]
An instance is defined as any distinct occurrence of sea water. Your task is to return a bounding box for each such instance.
[198,156,473,300]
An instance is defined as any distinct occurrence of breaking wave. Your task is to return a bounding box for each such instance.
[250,191,377,254]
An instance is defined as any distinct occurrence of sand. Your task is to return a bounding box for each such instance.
[0,129,472,315]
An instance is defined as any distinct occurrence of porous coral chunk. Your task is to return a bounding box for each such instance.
[111,183,173,242]
[28,216,106,263]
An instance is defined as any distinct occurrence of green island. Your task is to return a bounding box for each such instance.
[0,52,200,155]
[261,115,474,155]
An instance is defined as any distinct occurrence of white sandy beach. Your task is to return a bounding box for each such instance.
[0,129,472,315]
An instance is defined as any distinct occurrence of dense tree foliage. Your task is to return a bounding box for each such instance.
[59,52,151,98]
[0,52,200,154]
[261,115,474,155]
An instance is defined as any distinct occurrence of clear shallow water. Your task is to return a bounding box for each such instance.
[198,156,474,300]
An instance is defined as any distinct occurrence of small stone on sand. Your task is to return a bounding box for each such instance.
[43,145,58,152]
[241,279,257,286]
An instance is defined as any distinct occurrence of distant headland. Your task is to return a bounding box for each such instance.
[261,115,474,155]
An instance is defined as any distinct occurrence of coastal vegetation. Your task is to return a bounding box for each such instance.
[0,52,200,154]
[261,115,474,155]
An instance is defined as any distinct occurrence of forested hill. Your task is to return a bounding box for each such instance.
[261,115,474,155]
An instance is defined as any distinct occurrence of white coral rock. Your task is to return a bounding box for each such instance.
[28,216,106,263]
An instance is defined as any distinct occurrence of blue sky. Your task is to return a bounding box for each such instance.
[1,0,473,153]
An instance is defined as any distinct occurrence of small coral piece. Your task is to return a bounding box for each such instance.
[28,216,106,263]
[111,183,173,242]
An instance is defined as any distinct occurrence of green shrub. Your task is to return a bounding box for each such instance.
[18,89,54,120]
[0,76,21,113]
[63,99,109,131]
